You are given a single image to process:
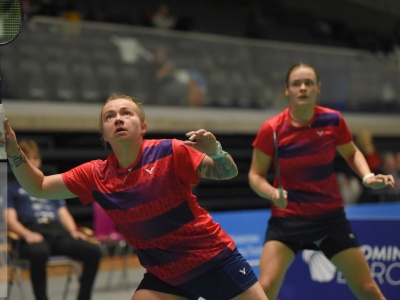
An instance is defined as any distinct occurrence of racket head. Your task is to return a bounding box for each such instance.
[0,0,23,46]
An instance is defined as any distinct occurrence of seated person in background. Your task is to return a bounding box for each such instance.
[150,46,207,107]
[356,127,381,172]
[336,171,363,205]
[1,139,102,300]
[356,128,400,203]
[379,151,400,201]
[150,3,176,30]
[381,152,400,182]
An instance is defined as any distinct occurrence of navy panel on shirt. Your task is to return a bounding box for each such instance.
[132,139,173,171]
[311,112,340,128]
[93,172,175,210]
[280,138,324,159]
[289,189,332,203]
[121,201,195,241]
[285,161,335,182]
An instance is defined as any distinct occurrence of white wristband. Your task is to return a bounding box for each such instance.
[362,173,375,185]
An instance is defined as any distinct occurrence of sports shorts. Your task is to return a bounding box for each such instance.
[135,248,258,300]
[265,211,360,259]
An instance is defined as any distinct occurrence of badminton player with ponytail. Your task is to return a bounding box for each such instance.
[248,62,395,300]
[1,94,268,300]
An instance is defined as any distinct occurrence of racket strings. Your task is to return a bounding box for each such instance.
[0,0,22,44]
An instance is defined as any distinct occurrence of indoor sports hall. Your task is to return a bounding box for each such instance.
[0,1,399,299]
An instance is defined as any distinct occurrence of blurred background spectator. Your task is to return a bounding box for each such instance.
[148,46,207,106]
[149,3,176,30]
[337,171,363,205]
[356,127,382,173]
[18,0,400,54]
[355,129,400,203]
[381,152,400,187]
[336,127,400,205]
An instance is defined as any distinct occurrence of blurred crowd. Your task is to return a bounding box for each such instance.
[22,0,400,55]
[338,128,400,205]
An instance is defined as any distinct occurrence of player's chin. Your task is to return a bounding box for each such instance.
[296,98,311,105]
[113,131,132,140]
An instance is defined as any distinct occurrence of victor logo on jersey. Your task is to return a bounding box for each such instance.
[145,167,154,174]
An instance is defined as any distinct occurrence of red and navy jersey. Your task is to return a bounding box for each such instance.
[62,139,235,285]
[253,106,353,219]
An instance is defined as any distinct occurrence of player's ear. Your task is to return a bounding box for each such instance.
[101,131,108,143]
[141,122,147,136]
[284,86,289,97]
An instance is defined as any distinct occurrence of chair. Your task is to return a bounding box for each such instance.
[92,202,131,289]
[0,231,9,296]
[7,231,81,300]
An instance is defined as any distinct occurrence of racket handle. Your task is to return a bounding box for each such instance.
[278,187,284,198]
[0,104,6,160]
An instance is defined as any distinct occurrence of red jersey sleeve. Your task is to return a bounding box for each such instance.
[62,162,95,205]
[252,120,274,157]
[252,109,287,157]
[172,139,206,185]
[336,112,353,145]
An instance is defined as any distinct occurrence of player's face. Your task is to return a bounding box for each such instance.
[101,98,146,145]
[285,66,320,107]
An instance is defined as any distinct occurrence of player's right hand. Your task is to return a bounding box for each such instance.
[2,118,19,156]
[271,187,288,208]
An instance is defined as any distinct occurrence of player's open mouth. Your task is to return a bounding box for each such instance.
[115,128,126,134]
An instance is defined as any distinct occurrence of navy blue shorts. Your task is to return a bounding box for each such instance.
[136,248,258,300]
[265,211,360,259]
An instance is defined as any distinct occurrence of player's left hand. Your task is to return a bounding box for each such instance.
[184,129,218,155]
[364,174,395,189]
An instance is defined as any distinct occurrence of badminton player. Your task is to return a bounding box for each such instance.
[248,63,394,300]
[1,94,268,300]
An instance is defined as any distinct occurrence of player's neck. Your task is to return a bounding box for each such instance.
[289,109,313,126]
[114,140,142,169]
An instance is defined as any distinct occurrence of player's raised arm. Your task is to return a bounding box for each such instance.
[1,118,76,199]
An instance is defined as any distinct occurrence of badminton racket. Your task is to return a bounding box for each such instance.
[273,130,284,198]
[0,0,23,160]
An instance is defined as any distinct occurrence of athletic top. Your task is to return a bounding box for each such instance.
[3,182,65,224]
[252,106,353,219]
[62,139,236,285]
